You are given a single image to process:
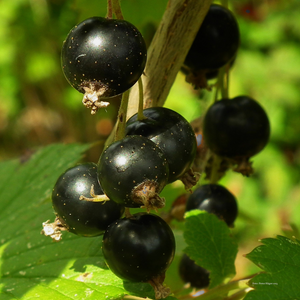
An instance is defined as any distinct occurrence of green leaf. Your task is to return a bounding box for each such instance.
[183,210,238,288]
[0,143,176,299]
[244,235,300,300]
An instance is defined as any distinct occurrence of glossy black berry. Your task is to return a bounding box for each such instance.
[126,107,197,183]
[184,4,240,71]
[186,184,238,227]
[203,96,270,158]
[102,213,175,284]
[61,17,147,113]
[51,163,124,237]
[179,254,210,289]
[97,135,169,210]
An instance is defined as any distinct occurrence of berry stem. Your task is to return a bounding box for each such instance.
[124,207,132,218]
[137,77,146,121]
[223,288,252,300]
[106,0,113,18]
[112,0,124,19]
[221,0,229,8]
[115,90,130,142]
[216,64,229,99]
[178,278,251,300]
[209,154,222,184]
[123,296,153,300]
[79,185,110,202]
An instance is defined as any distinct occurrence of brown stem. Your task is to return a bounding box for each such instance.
[114,90,129,142]
[127,0,214,119]
[112,0,124,19]
[107,0,113,18]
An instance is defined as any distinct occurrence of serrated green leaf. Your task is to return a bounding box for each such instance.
[244,235,300,300]
[0,143,177,299]
[183,210,238,289]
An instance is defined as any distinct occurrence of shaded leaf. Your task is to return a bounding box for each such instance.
[183,210,238,288]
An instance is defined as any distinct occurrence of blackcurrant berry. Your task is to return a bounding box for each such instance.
[184,4,239,71]
[97,135,169,210]
[203,96,270,159]
[126,107,197,184]
[61,17,147,114]
[179,254,210,289]
[183,4,239,89]
[186,184,238,227]
[102,212,175,298]
[42,163,124,240]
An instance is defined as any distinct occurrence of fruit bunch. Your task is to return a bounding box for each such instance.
[41,1,272,299]
[42,12,200,299]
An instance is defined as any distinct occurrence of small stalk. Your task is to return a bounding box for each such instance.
[112,0,124,19]
[123,296,153,300]
[137,77,146,120]
[179,279,250,300]
[209,154,222,184]
[221,0,229,8]
[216,64,229,100]
[124,207,132,218]
[114,90,130,142]
[223,288,252,300]
[106,0,113,18]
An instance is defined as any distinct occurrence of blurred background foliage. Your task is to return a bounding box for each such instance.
[0,0,300,291]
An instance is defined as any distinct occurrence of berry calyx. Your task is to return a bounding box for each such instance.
[61,17,147,114]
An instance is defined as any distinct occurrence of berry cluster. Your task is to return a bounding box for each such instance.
[41,2,271,299]
[42,14,200,299]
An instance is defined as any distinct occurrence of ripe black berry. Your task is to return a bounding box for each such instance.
[183,4,239,88]
[42,163,124,240]
[126,107,197,184]
[97,135,169,210]
[185,184,238,227]
[102,212,175,298]
[61,17,147,114]
[203,96,270,159]
[184,4,239,71]
[179,254,210,289]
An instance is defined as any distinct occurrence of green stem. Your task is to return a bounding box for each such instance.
[112,0,124,19]
[220,0,229,8]
[195,279,250,300]
[123,296,152,300]
[137,77,146,120]
[216,64,229,99]
[209,154,222,184]
[114,90,129,142]
[223,288,252,300]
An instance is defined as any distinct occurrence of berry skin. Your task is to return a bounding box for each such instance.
[97,135,169,210]
[184,4,240,71]
[126,107,197,183]
[185,184,238,227]
[183,4,239,89]
[102,212,175,298]
[50,163,124,237]
[179,254,210,289]
[203,96,270,159]
[61,17,147,114]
